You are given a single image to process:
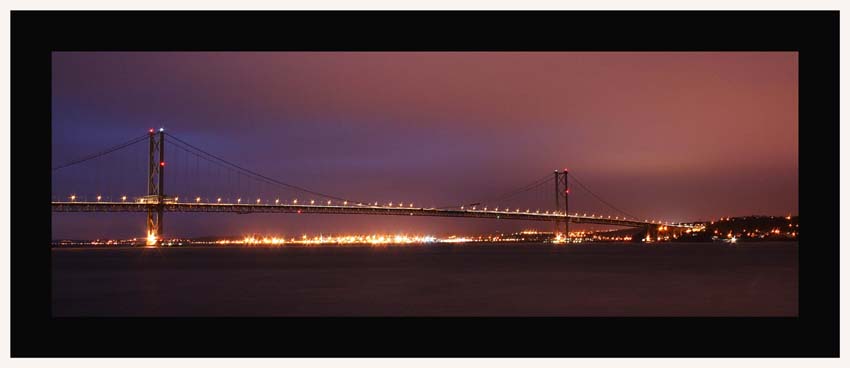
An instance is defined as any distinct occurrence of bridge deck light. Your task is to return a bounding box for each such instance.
[70,194,76,201]
[96,195,101,201]
[217,198,222,203]
[196,197,201,203]
[344,201,348,205]
[327,200,331,205]
[121,195,127,202]
[175,196,179,202]
[257,198,261,204]
[310,200,315,205]
[293,199,298,204]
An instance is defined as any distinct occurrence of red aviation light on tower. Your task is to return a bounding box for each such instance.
[149,128,155,134]
[160,161,166,167]
[563,168,569,173]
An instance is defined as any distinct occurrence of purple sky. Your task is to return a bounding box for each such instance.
[51,52,798,238]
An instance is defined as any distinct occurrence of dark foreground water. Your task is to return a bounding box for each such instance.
[52,242,798,316]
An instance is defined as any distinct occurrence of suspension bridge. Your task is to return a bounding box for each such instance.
[51,129,694,245]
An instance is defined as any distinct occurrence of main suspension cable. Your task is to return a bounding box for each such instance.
[568,172,643,220]
[165,132,366,204]
[52,133,149,171]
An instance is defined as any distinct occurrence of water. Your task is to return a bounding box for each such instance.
[52,242,798,316]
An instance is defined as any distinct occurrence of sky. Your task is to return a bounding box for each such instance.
[51,52,798,239]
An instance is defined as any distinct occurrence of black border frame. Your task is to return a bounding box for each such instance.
[11,11,838,357]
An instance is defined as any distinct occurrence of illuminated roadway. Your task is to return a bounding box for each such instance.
[51,201,694,229]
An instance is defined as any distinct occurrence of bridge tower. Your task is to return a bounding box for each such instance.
[563,169,569,241]
[554,170,560,236]
[146,128,165,245]
[553,169,570,242]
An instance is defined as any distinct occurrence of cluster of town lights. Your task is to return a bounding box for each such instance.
[204,230,623,246]
[217,234,441,246]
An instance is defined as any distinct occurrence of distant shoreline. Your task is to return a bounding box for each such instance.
[51,240,800,250]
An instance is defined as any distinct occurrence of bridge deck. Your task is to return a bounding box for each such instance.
[51,202,692,229]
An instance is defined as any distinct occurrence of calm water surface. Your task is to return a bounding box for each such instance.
[52,242,798,316]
